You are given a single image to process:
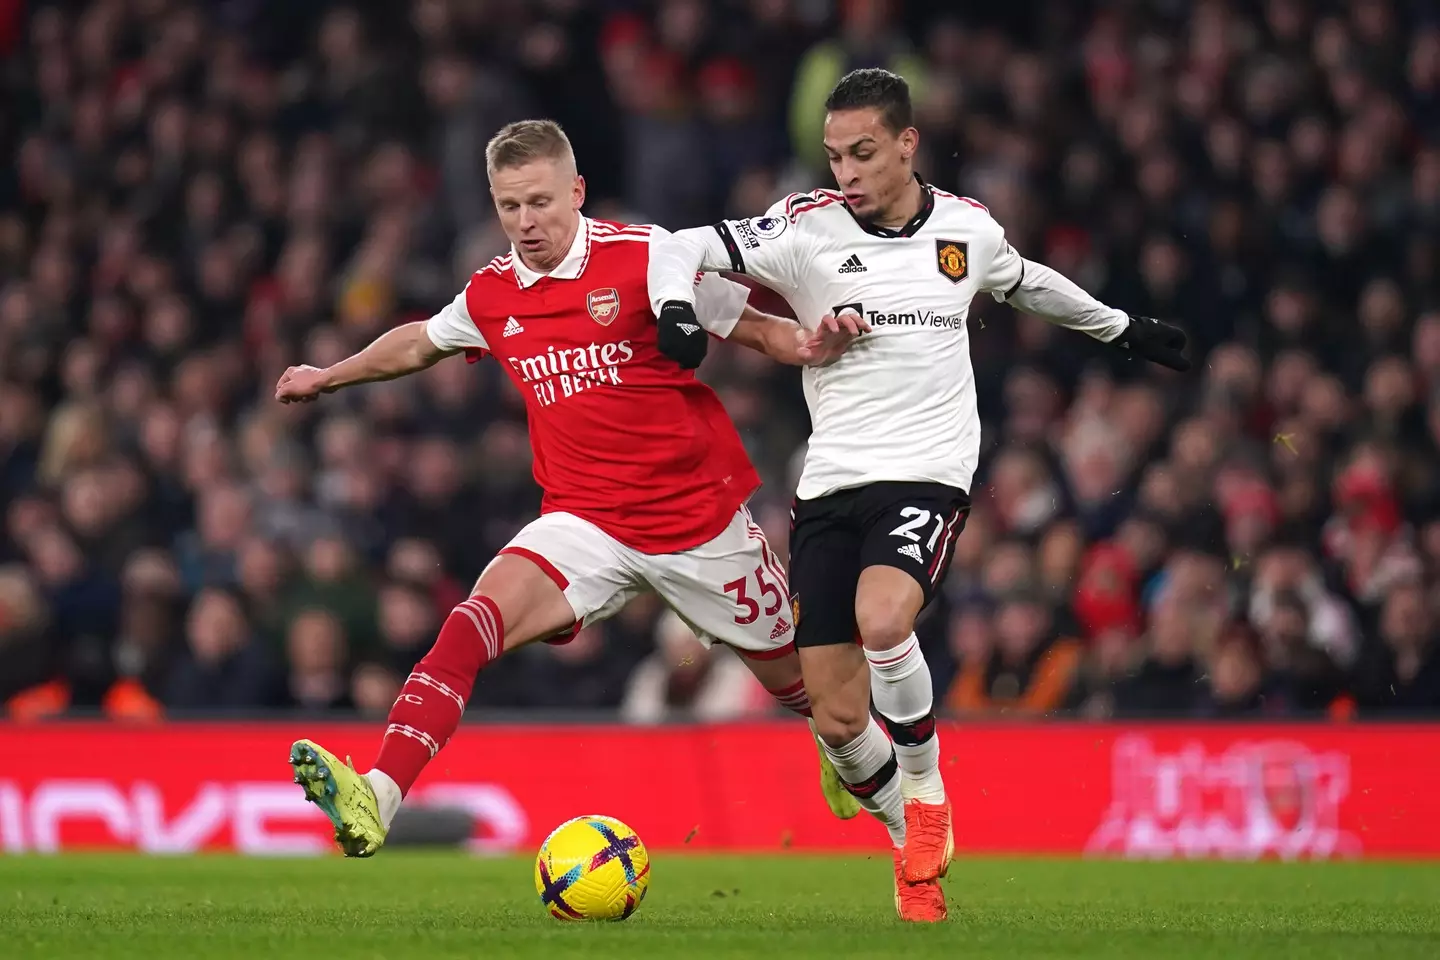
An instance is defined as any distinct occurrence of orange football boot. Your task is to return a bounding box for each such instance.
[892,848,947,922]
[901,798,955,882]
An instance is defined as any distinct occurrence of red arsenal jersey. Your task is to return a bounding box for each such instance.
[425,217,761,554]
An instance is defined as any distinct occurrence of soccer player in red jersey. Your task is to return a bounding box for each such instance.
[274,120,869,857]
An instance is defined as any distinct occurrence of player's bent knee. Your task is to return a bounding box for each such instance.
[854,599,916,651]
[854,567,924,650]
[810,697,871,747]
[811,710,869,748]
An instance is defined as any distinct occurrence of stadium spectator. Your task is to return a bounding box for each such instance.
[350,660,402,719]
[789,0,926,177]
[1109,587,1206,717]
[284,607,352,711]
[0,564,47,702]
[163,585,277,711]
[1197,621,1269,717]
[376,579,440,679]
[1254,588,1345,713]
[1353,579,1440,711]
[945,589,1082,716]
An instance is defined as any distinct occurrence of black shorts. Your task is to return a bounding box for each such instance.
[788,481,970,648]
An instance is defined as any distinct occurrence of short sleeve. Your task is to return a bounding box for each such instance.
[424,284,487,352]
[979,227,1026,303]
[711,199,809,296]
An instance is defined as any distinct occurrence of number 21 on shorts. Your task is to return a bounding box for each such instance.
[890,507,946,553]
[725,566,784,625]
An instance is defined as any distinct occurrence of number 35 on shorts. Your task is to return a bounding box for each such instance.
[724,564,785,625]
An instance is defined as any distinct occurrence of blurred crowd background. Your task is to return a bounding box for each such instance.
[2,0,1440,721]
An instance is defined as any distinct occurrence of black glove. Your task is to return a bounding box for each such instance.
[1112,314,1190,372]
[657,300,709,370]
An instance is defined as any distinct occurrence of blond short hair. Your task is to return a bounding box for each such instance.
[485,120,575,177]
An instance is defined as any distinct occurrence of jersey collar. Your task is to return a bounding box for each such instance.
[845,173,935,239]
[511,216,592,288]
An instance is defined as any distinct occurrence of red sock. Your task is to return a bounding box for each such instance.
[373,595,503,795]
[767,677,812,717]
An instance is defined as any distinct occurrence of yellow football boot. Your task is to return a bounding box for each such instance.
[815,734,861,820]
[289,739,387,857]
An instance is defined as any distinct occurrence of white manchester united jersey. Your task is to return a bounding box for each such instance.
[649,178,1130,500]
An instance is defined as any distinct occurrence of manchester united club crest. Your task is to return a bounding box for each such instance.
[587,287,620,325]
[790,594,801,628]
[936,240,968,283]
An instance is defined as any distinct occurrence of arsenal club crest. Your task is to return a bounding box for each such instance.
[936,240,968,283]
[587,287,620,325]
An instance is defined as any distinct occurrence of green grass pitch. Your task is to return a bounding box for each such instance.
[3,854,1439,959]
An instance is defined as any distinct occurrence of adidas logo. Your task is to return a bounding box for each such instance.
[770,618,791,640]
[502,317,523,337]
[677,322,701,335]
[838,254,867,274]
[897,543,924,563]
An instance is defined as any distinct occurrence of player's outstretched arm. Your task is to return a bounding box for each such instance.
[727,307,870,368]
[647,226,736,309]
[988,250,1190,372]
[648,216,810,370]
[275,321,456,403]
[648,226,744,370]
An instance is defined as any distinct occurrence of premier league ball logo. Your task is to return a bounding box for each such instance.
[751,216,787,240]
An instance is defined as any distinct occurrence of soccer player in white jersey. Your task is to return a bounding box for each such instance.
[648,69,1188,921]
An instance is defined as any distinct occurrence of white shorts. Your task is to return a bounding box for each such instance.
[491,506,795,658]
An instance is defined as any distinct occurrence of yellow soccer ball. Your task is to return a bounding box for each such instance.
[534,815,651,921]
